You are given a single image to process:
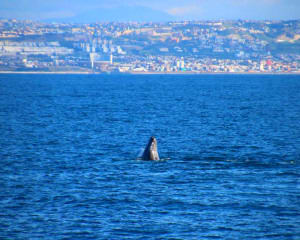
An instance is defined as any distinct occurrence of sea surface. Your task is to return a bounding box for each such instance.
[0,74,299,240]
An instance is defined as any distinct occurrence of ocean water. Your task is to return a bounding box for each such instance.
[0,74,299,239]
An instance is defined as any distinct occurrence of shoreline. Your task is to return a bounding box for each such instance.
[0,71,300,75]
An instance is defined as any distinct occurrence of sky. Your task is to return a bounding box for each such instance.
[0,0,299,22]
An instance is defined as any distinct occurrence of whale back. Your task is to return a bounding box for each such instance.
[142,136,160,161]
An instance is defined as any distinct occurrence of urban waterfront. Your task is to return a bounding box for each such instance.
[0,74,299,239]
[0,19,300,74]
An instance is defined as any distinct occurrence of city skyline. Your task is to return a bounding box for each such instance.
[0,0,300,23]
[1,19,299,74]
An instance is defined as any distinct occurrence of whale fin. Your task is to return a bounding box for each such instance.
[142,136,160,161]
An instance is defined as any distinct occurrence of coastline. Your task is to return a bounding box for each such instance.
[0,71,300,75]
[0,71,92,74]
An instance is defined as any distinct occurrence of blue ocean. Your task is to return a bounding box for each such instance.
[0,74,299,239]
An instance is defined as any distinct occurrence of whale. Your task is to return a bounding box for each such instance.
[142,136,160,161]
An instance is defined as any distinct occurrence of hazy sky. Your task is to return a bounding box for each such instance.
[1,0,300,22]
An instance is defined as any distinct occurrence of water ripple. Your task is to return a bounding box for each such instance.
[0,74,300,239]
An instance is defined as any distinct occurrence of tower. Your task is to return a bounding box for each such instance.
[260,60,265,72]
[90,53,95,69]
[110,53,113,65]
